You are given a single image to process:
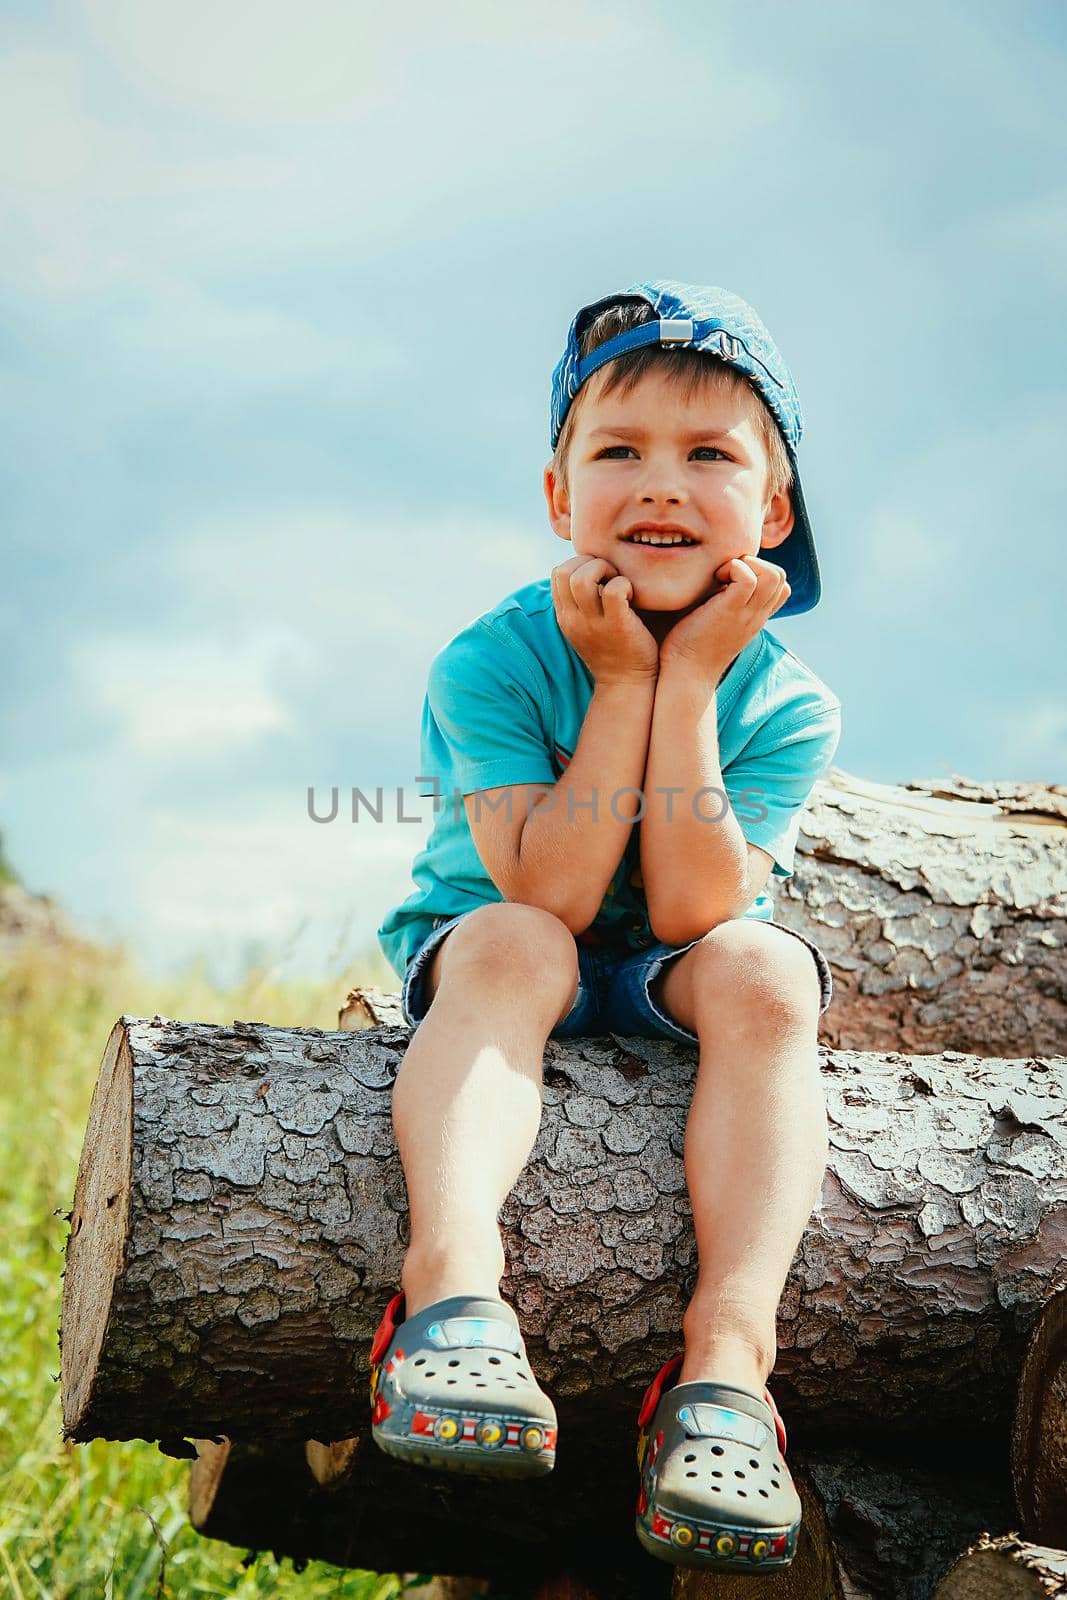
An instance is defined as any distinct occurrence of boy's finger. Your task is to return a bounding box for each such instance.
[718,558,757,599]
[551,562,583,602]
[550,573,582,628]
[570,558,617,616]
[600,575,634,608]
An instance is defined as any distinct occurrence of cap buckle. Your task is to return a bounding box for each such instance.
[657,318,694,342]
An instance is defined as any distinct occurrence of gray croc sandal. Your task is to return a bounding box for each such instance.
[368,1290,558,1478]
[635,1354,802,1572]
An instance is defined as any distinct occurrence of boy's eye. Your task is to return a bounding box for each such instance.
[594,445,726,460]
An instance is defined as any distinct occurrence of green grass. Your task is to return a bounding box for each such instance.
[0,840,19,887]
[0,928,416,1599]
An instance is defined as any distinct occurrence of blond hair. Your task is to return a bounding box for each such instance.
[552,299,793,503]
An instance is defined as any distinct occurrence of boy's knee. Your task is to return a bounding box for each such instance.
[687,923,821,1029]
[444,902,579,989]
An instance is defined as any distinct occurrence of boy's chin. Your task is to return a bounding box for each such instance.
[631,576,724,612]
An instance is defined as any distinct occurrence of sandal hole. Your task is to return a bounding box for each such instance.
[684,1454,696,1463]
[759,1489,769,1498]
[488,1356,501,1365]
[686,1471,696,1479]
[711,1445,724,1456]
[414,1357,425,1366]
[448,1360,460,1368]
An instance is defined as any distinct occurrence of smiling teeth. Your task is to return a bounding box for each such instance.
[629,533,694,545]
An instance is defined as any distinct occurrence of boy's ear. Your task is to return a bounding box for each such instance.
[759,484,795,551]
[543,464,573,543]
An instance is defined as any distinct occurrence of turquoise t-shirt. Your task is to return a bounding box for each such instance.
[378,577,841,979]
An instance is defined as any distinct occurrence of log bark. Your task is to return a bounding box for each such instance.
[933,1532,1067,1596]
[61,1015,1067,1449]
[761,770,1067,1057]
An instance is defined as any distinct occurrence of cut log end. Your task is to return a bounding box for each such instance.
[60,1019,133,1439]
[933,1532,1067,1596]
[305,1434,361,1486]
[1012,1289,1067,1547]
[189,1437,232,1529]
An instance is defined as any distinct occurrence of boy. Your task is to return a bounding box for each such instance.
[370,281,840,1574]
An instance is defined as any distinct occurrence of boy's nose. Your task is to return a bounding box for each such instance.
[640,487,685,505]
[637,461,687,506]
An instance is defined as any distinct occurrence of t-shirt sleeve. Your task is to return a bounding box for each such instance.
[417,621,558,799]
[722,703,841,879]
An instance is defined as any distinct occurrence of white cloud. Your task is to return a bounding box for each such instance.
[134,793,438,983]
[81,0,661,127]
[105,281,409,400]
[84,0,396,126]
[72,627,314,753]
[0,6,785,294]
[168,503,548,654]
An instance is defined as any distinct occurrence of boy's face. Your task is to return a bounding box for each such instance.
[543,365,794,619]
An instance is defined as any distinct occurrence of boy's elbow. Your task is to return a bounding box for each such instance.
[503,885,596,938]
[647,900,736,947]
[649,914,704,947]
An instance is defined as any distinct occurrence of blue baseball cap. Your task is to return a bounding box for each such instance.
[550,279,821,617]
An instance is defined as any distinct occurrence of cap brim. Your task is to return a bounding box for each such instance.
[772,462,821,617]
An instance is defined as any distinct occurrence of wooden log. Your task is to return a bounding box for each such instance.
[933,1531,1067,1595]
[193,1429,675,1597]
[761,770,1067,1057]
[342,771,1067,1058]
[61,1015,1067,1451]
[193,1430,1016,1599]
[1012,1288,1067,1548]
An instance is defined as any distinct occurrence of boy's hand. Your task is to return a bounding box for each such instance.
[659,555,791,688]
[551,555,660,687]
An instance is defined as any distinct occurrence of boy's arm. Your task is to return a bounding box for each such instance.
[468,552,659,933]
[466,676,656,934]
[640,551,842,945]
[640,660,759,946]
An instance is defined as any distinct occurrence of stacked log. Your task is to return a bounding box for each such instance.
[59,769,1067,1596]
[60,1016,1066,1592]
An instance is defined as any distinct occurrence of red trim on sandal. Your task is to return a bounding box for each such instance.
[637,1352,789,1457]
[637,1354,683,1430]
[369,1289,405,1367]
[762,1383,788,1456]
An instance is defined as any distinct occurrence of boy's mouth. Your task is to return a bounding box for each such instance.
[622,524,700,550]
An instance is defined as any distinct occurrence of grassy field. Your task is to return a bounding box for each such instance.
[0,928,416,1599]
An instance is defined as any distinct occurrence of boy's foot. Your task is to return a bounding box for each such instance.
[635,1355,802,1572]
[368,1290,558,1479]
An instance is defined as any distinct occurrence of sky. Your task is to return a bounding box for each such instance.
[2,0,1065,985]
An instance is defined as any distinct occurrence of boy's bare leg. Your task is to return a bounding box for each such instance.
[649,921,828,1397]
[391,902,581,1318]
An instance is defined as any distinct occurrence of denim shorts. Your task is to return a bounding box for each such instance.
[400,910,833,1047]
